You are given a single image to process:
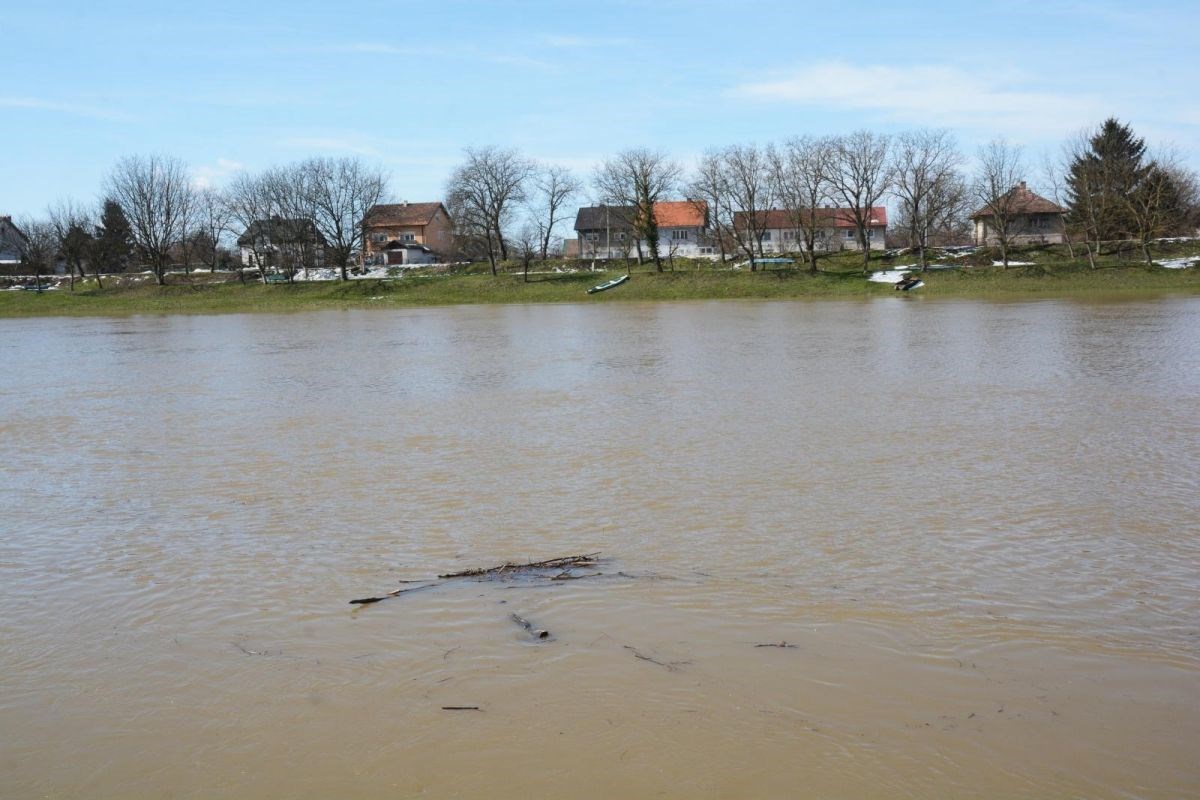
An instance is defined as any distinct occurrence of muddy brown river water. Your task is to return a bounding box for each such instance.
[2,298,1199,799]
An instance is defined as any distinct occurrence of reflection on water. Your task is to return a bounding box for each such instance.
[2,298,1199,799]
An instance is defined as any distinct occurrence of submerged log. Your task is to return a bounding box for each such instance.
[510,612,551,640]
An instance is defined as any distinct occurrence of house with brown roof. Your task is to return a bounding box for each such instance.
[732,207,888,253]
[362,202,453,265]
[971,182,1066,246]
[569,200,711,259]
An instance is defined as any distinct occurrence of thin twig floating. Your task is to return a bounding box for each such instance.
[623,645,690,672]
[754,642,798,648]
[349,582,439,605]
[441,706,481,711]
[510,613,551,640]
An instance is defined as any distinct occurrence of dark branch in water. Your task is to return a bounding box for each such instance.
[349,553,602,606]
[623,645,690,672]
[754,641,798,648]
[349,582,439,605]
[441,706,481,711]
[439,552,601,579]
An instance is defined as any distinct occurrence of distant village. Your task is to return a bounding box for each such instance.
[3,118,1196,285]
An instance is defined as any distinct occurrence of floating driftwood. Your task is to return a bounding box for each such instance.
[754,641,798,649]
[438,553,600,579]
[348,582,439,605]
[441,706,481,711]
[349,552,602,605]
[510,612,551,641]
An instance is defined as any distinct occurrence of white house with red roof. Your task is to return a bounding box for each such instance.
[733,207,888,253]
[570,200,712,259]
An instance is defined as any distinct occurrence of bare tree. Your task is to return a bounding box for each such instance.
[1039,152,1076,259]
[1060,132,1099,268]
[530,164,581,261]
[104,155,195,285]
[891,130,964,271]
[593,148,682,272]
[48,200,95,290]
[226,169,282,284]
[17,218,59,293]
[445,146,534,275]
[972,139,1025,268]
[770,135,834,272]
[513,220,540,282]
[690,150,734,263]
[719,144,774,270]
[193,187,235,273]
[301,157,388,281]
[827,131,893,272]
[1126,151,1199,265]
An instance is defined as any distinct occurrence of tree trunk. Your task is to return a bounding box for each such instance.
[1142,240,1153,267]
[861,230,871,274]
[93,263,104,290]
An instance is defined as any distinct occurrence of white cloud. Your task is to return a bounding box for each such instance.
[193,158,245,189]
[730,62,1107,138]
[0,96,134,122]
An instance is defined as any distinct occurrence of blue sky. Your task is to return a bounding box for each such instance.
[3,0,1198,216]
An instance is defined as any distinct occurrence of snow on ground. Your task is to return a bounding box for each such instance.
[868,267,915,283]
[1154,257,1199,269]
[993,260,1035,266]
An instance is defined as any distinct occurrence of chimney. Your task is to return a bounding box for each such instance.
[1019,181,1027,190]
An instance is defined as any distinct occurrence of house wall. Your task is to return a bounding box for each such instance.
[657,226,708,256]
[0,219,26,263]
[973,213,1066,246]
[755,225,885,253]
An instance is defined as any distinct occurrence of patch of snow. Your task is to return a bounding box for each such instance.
[868,268,915,283]
[1154,257,1199,269]
[993,260,1035,266]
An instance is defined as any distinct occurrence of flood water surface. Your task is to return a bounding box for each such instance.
[2,298,1199,798]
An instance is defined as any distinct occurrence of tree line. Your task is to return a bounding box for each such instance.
[13,118,1199,287]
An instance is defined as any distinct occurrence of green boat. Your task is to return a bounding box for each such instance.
[586,274,630,294]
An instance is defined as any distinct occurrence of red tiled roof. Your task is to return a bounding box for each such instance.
[364,202,447,227]
[733,207,887,230]
[654,200,707,228]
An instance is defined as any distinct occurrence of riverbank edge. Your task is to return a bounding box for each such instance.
[2,266,1198,317]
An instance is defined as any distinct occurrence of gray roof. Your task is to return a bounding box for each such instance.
[574,205,637,232]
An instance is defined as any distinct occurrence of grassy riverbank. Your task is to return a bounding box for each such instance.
[3,248,1198,317]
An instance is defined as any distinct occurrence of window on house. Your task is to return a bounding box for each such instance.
[586,232,599,241]
[372,233,386,243]
[845,229,854,239]
[868,229,875,238]
[402,233,416,242]
[783,230,795,241]
[672,229,688,240]
[699,247,714,255]
[761,231,772,241]
[617,232,626,242]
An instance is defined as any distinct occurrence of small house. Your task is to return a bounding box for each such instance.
[236,218,327,270]
[362,202,453,264]
[971,182,1066,245]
